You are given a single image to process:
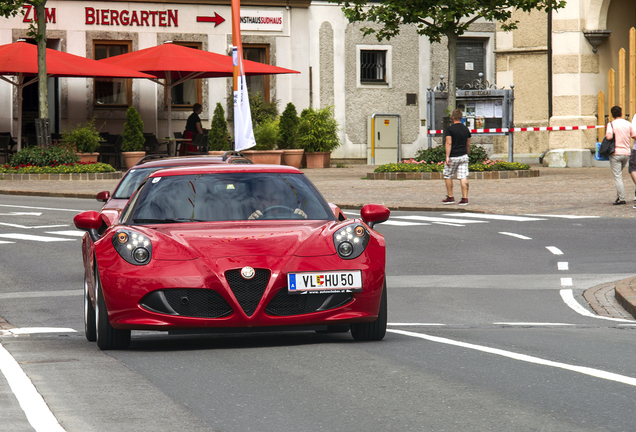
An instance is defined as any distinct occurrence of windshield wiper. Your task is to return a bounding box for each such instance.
[133,218,206,224]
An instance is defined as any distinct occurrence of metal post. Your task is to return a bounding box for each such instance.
[426,88,433,149]
[508,85,515,163]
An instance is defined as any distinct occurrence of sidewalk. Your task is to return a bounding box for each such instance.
[2,164,636,217]
[1,163,636,319]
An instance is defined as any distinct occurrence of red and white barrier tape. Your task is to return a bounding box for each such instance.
[427,125,605,135]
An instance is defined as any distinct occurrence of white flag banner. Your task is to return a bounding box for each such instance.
[233,46,256,151]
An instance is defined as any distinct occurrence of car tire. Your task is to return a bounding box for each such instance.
[95,265,131,350]
[84,271,97,342]
[351,280,387,341]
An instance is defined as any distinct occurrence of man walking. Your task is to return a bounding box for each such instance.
[442,108,471,205]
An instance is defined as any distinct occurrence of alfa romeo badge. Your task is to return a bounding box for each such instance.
[241,266,255,280]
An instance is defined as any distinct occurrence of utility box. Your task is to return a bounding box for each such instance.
[367,115,400,165]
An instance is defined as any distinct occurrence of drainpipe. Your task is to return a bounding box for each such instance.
[547,7,553,119]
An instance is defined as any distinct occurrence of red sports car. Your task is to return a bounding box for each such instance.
[74,164,390,349]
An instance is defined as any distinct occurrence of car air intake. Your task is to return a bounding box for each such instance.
[225,269,270,317]
[140,289,232,318]
[265,288,353,316]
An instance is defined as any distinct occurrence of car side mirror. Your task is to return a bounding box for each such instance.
[74,211,103,241]
[96,191,110,202]
[360,204,390,229]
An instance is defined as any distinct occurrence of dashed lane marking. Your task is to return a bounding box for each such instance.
[0,204,83,212]
[444,213,547,222]
[45,230,85,237]
[558,262,569,271]
[546,246,564,255]
[0,234,75,242]
[499,232,532,240]
[525,214,600,219]
[380,220,430,226]
[394,215,488,224]
[561,278,573,286]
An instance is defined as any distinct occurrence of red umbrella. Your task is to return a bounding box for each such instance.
[0,40,154,150]
[99,41,299,138]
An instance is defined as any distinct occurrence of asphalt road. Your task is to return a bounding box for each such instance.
[1,196,636,431]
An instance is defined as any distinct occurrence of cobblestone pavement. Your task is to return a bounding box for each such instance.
[1,163,636,319]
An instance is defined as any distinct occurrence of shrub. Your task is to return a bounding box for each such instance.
[121,106,145,152]
[0,162,115,174]
[249,92,278,127]
[253,119,279,150]
[62,117,102,154]
[10,143,79,167]
[414,144,490,165]
[278,102,300,150]
[297,106,341,153]
[208,103,231,151]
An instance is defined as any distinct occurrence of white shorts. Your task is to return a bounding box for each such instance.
[443,155,469,179]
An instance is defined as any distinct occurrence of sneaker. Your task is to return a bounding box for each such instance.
[458,198,469,205]
[613,199,627,205]
[442,196,455,204]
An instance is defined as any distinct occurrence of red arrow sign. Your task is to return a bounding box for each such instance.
[196,12,225,27]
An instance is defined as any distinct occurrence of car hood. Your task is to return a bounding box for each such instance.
[142,221,339,260]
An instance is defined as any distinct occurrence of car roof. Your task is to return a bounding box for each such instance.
[147,164,303,178]
[132,155,250,168]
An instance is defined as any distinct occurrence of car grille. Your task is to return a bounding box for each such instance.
[225,269,270,317]
[265,288,353,316]
[141,289,233,318]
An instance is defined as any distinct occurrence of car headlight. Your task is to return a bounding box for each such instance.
[111,229,153,266]
[333,223,369,260]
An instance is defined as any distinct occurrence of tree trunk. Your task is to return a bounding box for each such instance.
[35,1,47,120]
[446,29,458,116]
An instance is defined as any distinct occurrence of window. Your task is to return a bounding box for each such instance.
[243,45,270,102]
[170,42,203,109]
[360,50,386,83]
[356,45,392,88]
[94,41,132,107]
[456,39,486,88]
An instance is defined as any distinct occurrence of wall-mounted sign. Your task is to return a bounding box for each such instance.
[85,8,178,27]
[240,10,283,31]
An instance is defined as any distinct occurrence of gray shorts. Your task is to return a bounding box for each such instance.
[629,149,636,173]
[443,154,469,179]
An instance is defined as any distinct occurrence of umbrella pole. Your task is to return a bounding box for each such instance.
[166,74,172,141]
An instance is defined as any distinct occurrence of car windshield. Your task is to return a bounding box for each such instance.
[125,173,335,223]
[113,166,179,199]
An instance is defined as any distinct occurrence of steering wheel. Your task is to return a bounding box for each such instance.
[261,205,305,219]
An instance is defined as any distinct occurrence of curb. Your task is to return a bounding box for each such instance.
[366,169,540,180]
[0,190,98,199]
[0,172,123,181]
[614,277,636,319]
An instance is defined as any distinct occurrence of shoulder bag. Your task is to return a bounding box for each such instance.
[599,121,615,157]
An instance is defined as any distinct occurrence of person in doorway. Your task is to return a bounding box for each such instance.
[441,108,471,205]
[606,105,636,205]
[180,103,204,156]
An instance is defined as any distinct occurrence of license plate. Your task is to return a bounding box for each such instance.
[287,271,362,294]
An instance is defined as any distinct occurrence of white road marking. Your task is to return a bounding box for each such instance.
[45,230,85,237]
[0,328,77,336]
[395,215,488,224]
[0,204,83,212]
[558,262,569,271]
[380,220,430,226]
[388,329,636,387]
[0,223,69,229]
[494,322,575,326]
[0,240,14,244]
[526,214,600,219]
[445,213,547,222]
[0,234,75,242]
[559,289,633,322]
[432,222,465,227]
[0,290,82,300]
[499,232,532,240]
[561,278,573,286]
[546,246,564,255]
[388,323,446,326]
[0,343,66,431]
[0,212,42,216]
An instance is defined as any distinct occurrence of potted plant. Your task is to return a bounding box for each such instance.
[62,117,102,163]
[297,106,341,168]
[278,102,304,168]
[121,106,146,169]
[208,102,231,155]
[243,119,283,164]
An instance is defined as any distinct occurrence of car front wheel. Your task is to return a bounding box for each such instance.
[351,280,387,341]
[95,265,131,350]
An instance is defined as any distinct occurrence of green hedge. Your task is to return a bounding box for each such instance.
[1,162,116,174]
[374,159,530,173]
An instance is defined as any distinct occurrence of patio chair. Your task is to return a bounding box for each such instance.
[0,135,13,164]
[98,133,121,168]
[143,134,166,155]
[184,133,209,156]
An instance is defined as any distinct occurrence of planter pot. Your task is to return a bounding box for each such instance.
[242,150,283,165]
[76,152,99,163]
[304,151,331,169]
[281,149,304,168]
[122,151,146,170]
[208,151,225,156]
